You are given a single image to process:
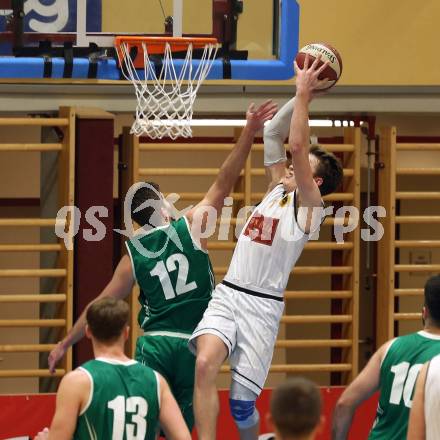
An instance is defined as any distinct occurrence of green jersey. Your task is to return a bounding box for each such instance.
[369,331,440,440]
[126,216,214,334]
[74,358,160,440]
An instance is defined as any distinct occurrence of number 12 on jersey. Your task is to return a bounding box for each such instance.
[150,253,197,300]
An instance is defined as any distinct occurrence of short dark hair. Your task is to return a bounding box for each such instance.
[310,145,343,196]
[86,298,129,343]
[425,275,440,326]
[131,181,162,227]
[270,378,322,438]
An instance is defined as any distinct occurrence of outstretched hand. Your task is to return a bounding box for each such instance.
[294,54,331,100]
[48,341,66,374]
[246,100,278,132]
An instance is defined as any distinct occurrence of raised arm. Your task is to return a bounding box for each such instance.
[48,255,135,373]
[187,100,277,217]
[289,55,330,207]
[185,100,276,247]
[407,361,428,440]
[332,342,389,440]
[263,97,295,189]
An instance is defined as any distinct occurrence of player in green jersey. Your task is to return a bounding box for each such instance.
[47,100,277,432]
[331,274,440,440]
[35,297,189,440]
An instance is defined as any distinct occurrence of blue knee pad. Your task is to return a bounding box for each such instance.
[229,399,259,429]
[229,381,259,429]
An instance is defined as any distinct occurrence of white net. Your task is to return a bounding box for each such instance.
[119,40,218,140]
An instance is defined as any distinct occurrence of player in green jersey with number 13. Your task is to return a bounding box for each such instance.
[47,100,277,432]
[35,298,189,440]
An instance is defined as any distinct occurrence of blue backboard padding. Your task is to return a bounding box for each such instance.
[0,58,81,78]
[121,59,225,81]
[0,1,299,80]
[279,0,299,65]
[231,60,294,81]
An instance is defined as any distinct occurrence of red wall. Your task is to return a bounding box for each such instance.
[214,388,378,440]
[0,388,378,439]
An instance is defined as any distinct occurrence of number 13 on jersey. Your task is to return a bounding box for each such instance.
[108,395,148,440]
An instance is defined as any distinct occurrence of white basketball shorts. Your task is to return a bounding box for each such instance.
[189,281,284,395]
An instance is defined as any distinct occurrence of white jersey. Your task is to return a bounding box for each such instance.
[225,184,320,297]
[425,354,440,440]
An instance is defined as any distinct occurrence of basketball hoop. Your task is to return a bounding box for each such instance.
[115,36,219,139]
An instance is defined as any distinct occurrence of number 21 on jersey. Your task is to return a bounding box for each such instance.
[150,253,198,300]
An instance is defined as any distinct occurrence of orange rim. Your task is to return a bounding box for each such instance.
[115,36,218,55]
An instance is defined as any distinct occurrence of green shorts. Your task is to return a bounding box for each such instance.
[135,333,195,431]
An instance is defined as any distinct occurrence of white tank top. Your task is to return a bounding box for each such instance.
[425,354,440,440]
[224,184,319,297]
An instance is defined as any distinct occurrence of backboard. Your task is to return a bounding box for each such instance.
[0,0,300,80]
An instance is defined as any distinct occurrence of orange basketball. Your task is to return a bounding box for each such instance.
[295,43,343,90]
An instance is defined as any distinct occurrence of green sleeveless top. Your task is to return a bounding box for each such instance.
[369,331,440,440]
[126,217,214,334]
[74,358,160,440]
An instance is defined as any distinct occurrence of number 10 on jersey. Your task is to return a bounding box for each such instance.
[389,362,422,408]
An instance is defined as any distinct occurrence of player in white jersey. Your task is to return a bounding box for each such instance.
[188,55,344,440]
[423,356,440,439]
[408,354,440,440]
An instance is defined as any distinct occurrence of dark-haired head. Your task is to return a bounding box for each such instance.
[309,145,343,196]
[86,297,129,343]
[269,377,322,439]
[424,274,440,327]
[284,145,343,196]
[130,181,164,228]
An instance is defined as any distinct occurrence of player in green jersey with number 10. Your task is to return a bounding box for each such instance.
[35,298,189,440]
[47,100,277,432]
[331,274,440,440]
